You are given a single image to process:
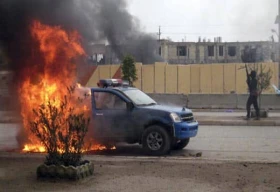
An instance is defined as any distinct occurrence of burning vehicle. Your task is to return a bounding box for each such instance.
[0,0,195,156]
[0,19,198,156]
[90,79,199,156]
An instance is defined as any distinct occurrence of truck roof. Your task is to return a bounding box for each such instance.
[91,86,138,92]
[112,86,138,92]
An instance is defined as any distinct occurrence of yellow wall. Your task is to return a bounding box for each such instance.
[86,62,279,95]
[178,65,191,94]
[110,65,120,78]
[134,63,142,89]
[98,65,110,79]
[154,63,166,93]
[262,63,278,93]
[275,63,279,90]
[200,65,211,93]
[211,64,224,93]
[165,65,178,93]
[86,69,99,87]
[190,65,200,93]
[142,65,155,93]
[236,63,248,94]
[223,64,236,93]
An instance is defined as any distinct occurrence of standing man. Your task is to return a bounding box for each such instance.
[245,70,260,120]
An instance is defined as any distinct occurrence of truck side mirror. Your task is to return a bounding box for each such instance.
[127,102,134,111]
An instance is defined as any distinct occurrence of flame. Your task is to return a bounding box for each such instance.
[19,20,114,153]
[22,144,116,153]
[23,144,46,153]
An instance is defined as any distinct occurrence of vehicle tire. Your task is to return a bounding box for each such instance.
[104,143,115,150]
[172,138,190,150]
[142,125,171,156]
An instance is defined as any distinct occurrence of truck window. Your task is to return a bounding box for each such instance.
[123,89,157,106]
[93,92,126,110]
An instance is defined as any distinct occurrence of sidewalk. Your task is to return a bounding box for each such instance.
[0,111,20,123]
[194,111,280,126]
[1,111,280,126]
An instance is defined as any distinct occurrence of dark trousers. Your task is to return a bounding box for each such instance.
[246,95,260,118]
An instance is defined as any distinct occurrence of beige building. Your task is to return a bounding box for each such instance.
[159,39,277,64]
[88,39,277,65]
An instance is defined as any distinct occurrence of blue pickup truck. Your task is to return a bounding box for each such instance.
[90,79,199,156]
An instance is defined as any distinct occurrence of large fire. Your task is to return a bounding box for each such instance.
[18,20,112,153]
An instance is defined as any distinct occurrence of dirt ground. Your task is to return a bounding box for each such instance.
[0,156,280,192]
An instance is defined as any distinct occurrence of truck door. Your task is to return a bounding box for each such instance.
[91,90,131,142]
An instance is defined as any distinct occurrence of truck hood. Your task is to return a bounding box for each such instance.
[142,104,192,115]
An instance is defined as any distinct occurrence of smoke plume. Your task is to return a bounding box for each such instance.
[227,0,277,41]
[0,0,162,67]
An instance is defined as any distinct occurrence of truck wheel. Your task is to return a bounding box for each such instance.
[142,125,171,156]
[172,139,190,150]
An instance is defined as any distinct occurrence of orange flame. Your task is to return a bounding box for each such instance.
[23,144,46,153]
[19,20,113,153]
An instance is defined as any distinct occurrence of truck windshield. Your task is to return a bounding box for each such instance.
[123,89,157,106]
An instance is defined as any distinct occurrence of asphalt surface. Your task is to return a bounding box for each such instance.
[0,124,280,162]
[187,125,280,162]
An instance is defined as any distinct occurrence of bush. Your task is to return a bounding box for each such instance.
[245,63,273,110]
[30,85,90,166]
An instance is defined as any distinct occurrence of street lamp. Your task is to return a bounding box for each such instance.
[275,0,280,88]
[271,29,279,38]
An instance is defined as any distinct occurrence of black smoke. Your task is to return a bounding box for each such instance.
[0,0,162,68]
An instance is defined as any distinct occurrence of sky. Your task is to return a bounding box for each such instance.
[128,0,278,42]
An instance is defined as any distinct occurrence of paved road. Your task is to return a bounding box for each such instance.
[187,125,280,162]
[0,124,19,151]
[1,124,280,162]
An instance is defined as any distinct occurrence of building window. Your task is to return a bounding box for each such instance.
[177,46,187,56]
[159,47,162,56]
[219,46,224,56]
[228,46,236,57]
[208,45,214,57]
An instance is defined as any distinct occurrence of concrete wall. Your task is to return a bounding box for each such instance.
[86,62,279,95]
[149,94,280,110]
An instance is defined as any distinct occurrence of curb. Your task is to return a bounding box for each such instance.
[0,119,20,124]
[1,152,279,164]
[1,117,279,126]
[199,120,247,126]
[198,119,280,126]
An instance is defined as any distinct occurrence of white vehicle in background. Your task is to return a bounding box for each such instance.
[272,85,280,95]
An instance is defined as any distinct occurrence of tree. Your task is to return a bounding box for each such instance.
[121,55,138,86]
[254,64,272,110]
[242,47,273,114]
[246,63,273,111]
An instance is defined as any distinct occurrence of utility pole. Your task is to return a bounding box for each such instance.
[157,26,162,41]
[157,26,162,56]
